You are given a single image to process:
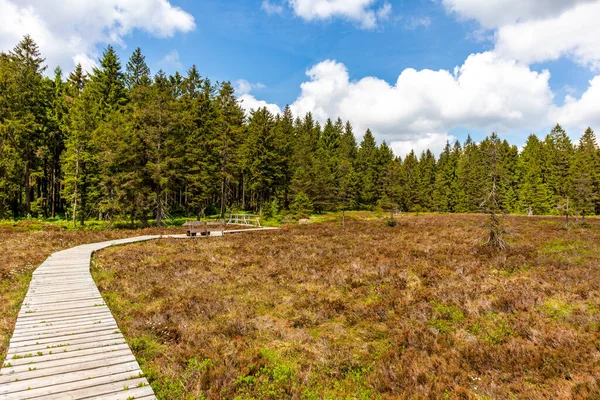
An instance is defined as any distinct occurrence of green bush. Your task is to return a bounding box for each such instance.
[290,193,313,215]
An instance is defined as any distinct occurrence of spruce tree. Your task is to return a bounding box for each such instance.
[456,136,485,212]
[518,134,551,214]
[62,88,100,226]
[544,124,574,210]
[2,36,48,215]
[291,113,317,201]
[89,45,126,117]
[276,106,294,209]
[356,129,379,206]
[216,81,245,216]
[432,141,459,212]
[243,107,280,212]
[417,149,436,211]
[400,150,420,211]
[570,128,599,221]
[125,47,151,89]
[67,63,87,97]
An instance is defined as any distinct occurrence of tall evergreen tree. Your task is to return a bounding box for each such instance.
[125,47,151,89]
[216,81,245,216]
[544,124,574,209]
[356,129,379,206]
[518,134,551,214]
[67,63,87,97]
[570,128,599,220]
[0,36,48,215]
[456,136,485,212]
[243,107,280,212]
[417,149,436,210]
[62,88,100,226]
[400,150,420,211]
[89,45,126,117]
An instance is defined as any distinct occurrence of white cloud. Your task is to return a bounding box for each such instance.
[286,0,392,29]
[238,94,282,116]
[159,50,182,71]
[0,0,195,72]
[391,133,456,157]
[287,54,553,147]
[235,79,266,96]
[442,0,600,70]
[495,1,600,69]
[262,0,285,15]
[236,80,276,116]
[73,53,97,74]
[441,0,593,29]
[552,76,600,131]
[404,16,431,30]
[245,54,600,156]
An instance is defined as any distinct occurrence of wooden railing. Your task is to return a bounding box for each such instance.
[226,214,261,227]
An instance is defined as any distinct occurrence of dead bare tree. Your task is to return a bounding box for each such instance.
[480,136,508,250]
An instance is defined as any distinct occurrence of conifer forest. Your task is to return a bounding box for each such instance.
[1,36,599,225]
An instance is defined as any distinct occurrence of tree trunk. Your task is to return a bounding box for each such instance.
[24,161,31,215]
[220,174,226,218]
[72,154,79,228]
[51,165,56,218]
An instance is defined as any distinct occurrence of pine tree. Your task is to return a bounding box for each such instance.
[570,128,599,221]
[89,45,126,117]
[184,76,220,218]
[62,88,100,226]
[356,129,379,207]
[432,141,459,212]
[417,149,436,210]
[381,157,403,210]
[216,81,245,216]
[125,47,151,89]
[67,63,87,97]
[275,106,294,209]
[243,107,280,212]
[0,36,48,215]
[400,150,420,211]
[518,134,551,214]
[544,124,574,210]
[46,67,67,218]
[291,113,317,201]
[456,136,485,212]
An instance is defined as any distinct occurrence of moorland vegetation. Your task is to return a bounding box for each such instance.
[91,215,600,399]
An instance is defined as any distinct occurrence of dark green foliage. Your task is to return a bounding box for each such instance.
[290,192,313,216]
[0,35,599,224]
[125,47,151,89]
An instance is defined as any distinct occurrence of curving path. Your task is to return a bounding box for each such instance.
[0,228,277,399]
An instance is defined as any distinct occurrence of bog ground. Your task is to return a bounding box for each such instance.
[85,215,599,399]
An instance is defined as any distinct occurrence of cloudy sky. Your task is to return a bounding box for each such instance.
[1,0,599,155]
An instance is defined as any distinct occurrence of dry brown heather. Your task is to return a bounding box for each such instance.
[0,222,178,365]
[91,215,600,400]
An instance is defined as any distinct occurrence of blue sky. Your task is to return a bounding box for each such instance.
[130,0,491,104]
[1,0,599,155]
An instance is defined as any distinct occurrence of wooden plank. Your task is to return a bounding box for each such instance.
[42,377,151,400]
[0,231,276,398]
[3,345,132,370]
[0,366,143,399]
[0,237,162,398]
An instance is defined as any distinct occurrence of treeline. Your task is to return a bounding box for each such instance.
[0,36,599,225]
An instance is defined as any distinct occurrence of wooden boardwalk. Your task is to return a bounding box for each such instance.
[0,228,278,399]
[0,236,164,399]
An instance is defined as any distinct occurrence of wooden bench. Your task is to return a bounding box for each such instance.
[183,221,225,237]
